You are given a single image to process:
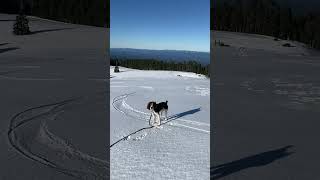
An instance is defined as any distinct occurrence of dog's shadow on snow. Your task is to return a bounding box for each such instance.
[163,107,201,125]
[110,108,201,148]
[211,145,294,179]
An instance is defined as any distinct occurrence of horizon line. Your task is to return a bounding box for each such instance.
[110,47,210,53]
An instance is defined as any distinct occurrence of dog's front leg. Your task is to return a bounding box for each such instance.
[149,113,153,126]
[151,112,156,126]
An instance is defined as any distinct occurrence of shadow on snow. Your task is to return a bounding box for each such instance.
[211,145,294,179]
[110,107,201,148]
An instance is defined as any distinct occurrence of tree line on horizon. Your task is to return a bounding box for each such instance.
[1,0,109,27]
[111,58,210,78]
[211,0,320,50]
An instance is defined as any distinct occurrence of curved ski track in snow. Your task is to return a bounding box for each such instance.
[112,93,210,134]
[7,99,108,180]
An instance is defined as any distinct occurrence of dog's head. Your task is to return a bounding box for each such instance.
[147,101,156,110]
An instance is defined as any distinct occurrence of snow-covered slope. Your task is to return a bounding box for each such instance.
[211,30,320,179]
[213,31,313,56]
[110,66,210,180]
[0,13,108,179]
[110,66,208,79]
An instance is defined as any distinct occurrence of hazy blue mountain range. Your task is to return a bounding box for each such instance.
[110,48,210,65]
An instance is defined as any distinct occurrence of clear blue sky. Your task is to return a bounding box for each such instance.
[111,0,210,52]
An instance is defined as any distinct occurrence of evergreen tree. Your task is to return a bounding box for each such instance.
[212,0,320,50]
[2,0,109,27]
[13,13,30,35]
[112,58,210,77]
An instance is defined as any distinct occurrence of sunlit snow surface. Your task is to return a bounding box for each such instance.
[110,66,210,180]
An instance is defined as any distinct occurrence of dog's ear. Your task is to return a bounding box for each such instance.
[166,100,168,104]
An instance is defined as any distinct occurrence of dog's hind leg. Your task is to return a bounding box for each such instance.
[155,113,161,126]
[164,109,168,120]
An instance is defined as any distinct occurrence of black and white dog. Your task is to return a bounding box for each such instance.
[147,101,168,126]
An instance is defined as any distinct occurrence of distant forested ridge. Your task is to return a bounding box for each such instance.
[111,48,210,65]
[111,58,210,78]
[211,0,320,49]
[0,0,109,27]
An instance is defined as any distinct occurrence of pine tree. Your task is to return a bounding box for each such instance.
[114,59,120,73]
[13,13,30,35]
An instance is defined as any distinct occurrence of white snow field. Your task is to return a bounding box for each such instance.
[212,31,320,179]
[110,66,210,180]
[0,13,108,179]
[213,31,310,56]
